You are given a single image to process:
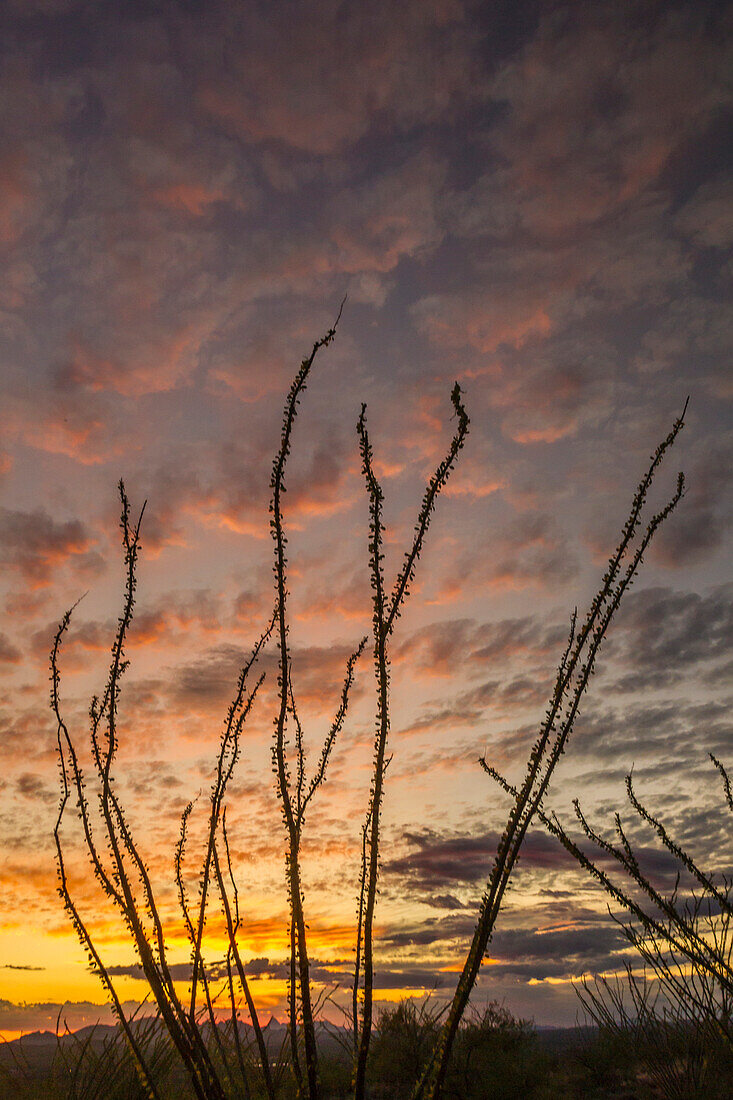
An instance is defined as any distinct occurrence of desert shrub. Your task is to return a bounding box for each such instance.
[596,770,729,1097]
[0,1017,184,1100]
[579,968,733,1100]
[368,999,555,1100]
[444,1007,554,1100]
[443,1002,551,1100]
[54,1018,179,1100]
[571,1025,638,1096]
[518,755,733,1100]
[368,1000,443,1096]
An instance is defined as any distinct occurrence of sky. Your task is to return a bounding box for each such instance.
[0,0,731,1039]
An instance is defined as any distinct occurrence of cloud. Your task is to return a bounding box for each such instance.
[652,441,733,566]
[605,583,733,689]
[675,177,733,250]
[196,1,488,155]
[376,910,631,984]
[15,773,55,804]
[166,636,365,719]
[106,955,356,987]
[0,0,729,1034]
[396,614,565,678]
[28,588,229,663]
[435,510,579,599]
[328,153,447,274]
[0,632,22,663]
[634,295,733,400]
[383,827,577,896]
[0,507,102,588]
[560,697,733,772]
[483,2,729,238]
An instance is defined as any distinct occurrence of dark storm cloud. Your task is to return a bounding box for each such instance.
[379,913,628,981]
[380,817,722,918]
[569,698,733,767]
[107,956,352,985]
[0,507,102,587]
[381,913,477,949]
[605,583,733,691]
[0,632,21,663]
[106,955,465,992]
[487,923,628,978]
[427,894,467,911]
[383,827,577,894]
[559,759,733,882]
[167,638,365,713]
[396,614,566,677]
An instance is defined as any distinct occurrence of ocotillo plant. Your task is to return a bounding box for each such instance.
[52,306,689,1100]
[54,487,238,1100]
[51,305,469,1100]
[541,756,733,1097]
[267,301,468,1099]
[53,484,292,1100]
[412,401,688,1099]
[352,384,469,1100]
[267,301,366,1098]
[528,756,733,1035]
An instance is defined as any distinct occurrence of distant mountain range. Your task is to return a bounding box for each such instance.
[0,1016,353,1076]
[0,1017,592,1079]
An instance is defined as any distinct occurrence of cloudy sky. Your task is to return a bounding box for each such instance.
[1,0,731,1038]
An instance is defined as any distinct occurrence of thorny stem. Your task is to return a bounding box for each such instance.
[414,402,687,1099]
[189,615,274,1022]
[352,806,372,1055]
[269,300,350,1099]
[53,489,223,1100]
[212,824,276,1100]
[53,623,161,1100]
[354,385,469,1100]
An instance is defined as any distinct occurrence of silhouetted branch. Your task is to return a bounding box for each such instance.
[415,402,687,1099]
[268,301,351,1099]
[354,384,469,1100]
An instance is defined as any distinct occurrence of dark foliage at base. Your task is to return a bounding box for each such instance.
[4,1000,732,1100]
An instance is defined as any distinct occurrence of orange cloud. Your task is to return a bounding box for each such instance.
[151,182,225,216]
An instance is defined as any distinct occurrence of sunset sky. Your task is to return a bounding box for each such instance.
[1,0,731,1040]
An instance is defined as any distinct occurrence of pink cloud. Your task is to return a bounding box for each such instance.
[485,4,729,236]
[197,2,486,155]
[413,291,555,355]
[151,181,226,216]
[63,314,217,397]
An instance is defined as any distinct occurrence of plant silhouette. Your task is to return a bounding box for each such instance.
[52,310,689,1099]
